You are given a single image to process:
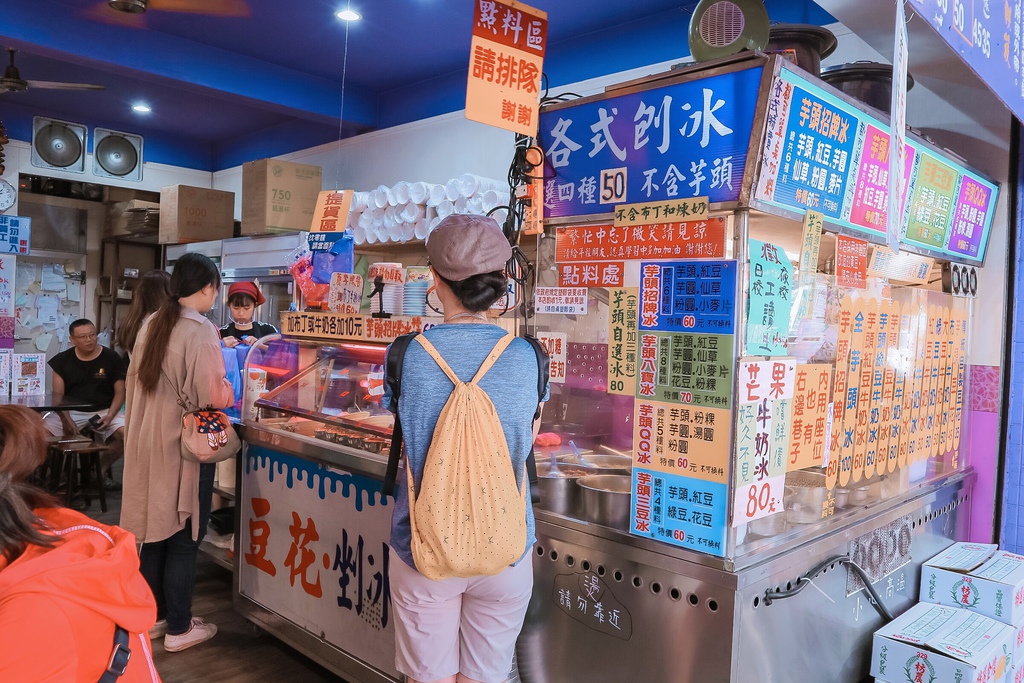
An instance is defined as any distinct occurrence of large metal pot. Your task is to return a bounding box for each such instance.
[577,474,631,530]
[536,463,591,517]
[765,24,837,75]
[579,454,631,473]
[820,61,916,115]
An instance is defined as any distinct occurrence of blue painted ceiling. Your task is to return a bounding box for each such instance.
[1,0,834,172]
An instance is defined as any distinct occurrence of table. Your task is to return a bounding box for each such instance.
[3,394,106,412]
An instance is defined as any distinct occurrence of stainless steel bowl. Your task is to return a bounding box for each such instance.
[577,474,631,530]
[536,463,591,517]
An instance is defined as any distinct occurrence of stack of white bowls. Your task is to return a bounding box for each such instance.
[345,175,511,246]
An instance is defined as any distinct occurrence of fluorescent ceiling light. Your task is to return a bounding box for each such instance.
[335,8,361,21]
[132,104,152,113]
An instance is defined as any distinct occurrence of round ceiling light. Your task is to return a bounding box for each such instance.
[132,104,152,113]
[335,8,361,21]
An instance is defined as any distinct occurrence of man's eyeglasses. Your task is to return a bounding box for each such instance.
[72,332,97,340]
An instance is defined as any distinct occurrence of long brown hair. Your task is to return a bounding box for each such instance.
[116,269,171,354]
[136,253,221,393]
[0,406,57,563]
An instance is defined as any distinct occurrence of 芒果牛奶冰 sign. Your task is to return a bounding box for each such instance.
[540,65,764,217]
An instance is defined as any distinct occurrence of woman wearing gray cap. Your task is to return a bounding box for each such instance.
[384,213,544,683]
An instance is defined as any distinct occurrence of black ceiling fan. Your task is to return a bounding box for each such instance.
[0,49,105,94]
[107,0,250,16]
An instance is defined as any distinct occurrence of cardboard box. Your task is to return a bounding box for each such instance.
[241,158,322,235]
[871,602,1014,683]
[159,185,235,244]
[921,543,1024,626]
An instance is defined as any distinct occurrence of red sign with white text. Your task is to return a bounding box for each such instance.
[555,217,726,263]
[836,234,869,289]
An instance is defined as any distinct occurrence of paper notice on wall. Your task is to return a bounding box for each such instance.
[15,261,38,287]
[41,264,66,291]
[0,255,14,319]
[34,333,53,353]
[36,295,59,326]
[536,331,567,384]
[66,282,82,303]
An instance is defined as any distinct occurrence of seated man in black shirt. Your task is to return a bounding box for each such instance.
[44,319,127,484]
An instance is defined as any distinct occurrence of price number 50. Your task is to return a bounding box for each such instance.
[600,167,627,204]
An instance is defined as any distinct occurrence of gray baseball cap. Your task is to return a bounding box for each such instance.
[426,214,511,281]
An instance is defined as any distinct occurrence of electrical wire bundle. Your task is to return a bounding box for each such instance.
[762,554,894,622]
[495,74,583,333]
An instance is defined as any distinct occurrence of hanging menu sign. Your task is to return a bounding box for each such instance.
[746,240,793,356]
[754,65,999,264]
[540,65,764,217]
[836,234,869,289]
[613,198,709,225]
[637,331,733,408]
[0,216,31,255]
[555,218,726,263]
[608,288,639,395]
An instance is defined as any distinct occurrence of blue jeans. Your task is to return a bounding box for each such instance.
[139,463,215,635]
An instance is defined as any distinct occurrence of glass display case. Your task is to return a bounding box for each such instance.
[241,335,393,469]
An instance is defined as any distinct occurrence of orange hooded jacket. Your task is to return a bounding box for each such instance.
[0,507,161,682]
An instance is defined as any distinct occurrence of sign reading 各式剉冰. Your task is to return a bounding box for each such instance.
[540,65,764,217]
[753,65,998,265]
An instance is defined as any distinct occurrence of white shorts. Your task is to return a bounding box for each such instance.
[43,409,125,443]
[389,550,533,683]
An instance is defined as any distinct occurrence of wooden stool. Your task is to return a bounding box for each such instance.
[54,442,110,513]
[41,436,93,492]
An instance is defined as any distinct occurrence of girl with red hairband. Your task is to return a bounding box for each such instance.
[220,282,278,348]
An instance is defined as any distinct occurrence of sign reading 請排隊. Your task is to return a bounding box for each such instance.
[540,65,764,217]
[466,0,547,136]
[753,65,998,264]
[555,218,726,262]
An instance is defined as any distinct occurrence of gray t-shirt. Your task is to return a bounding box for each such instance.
[384,324,543,569]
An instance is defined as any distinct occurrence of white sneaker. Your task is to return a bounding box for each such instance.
[163,617,217,652]
[148,619,167,640]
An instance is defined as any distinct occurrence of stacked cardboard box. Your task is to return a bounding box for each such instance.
[240,158,322,235]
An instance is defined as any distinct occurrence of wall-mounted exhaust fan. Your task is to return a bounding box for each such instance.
[688,0,770,62]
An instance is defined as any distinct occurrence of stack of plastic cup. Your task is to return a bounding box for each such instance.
[403,267,431,316]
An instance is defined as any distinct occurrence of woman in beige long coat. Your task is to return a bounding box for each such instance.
[121,253,234,653]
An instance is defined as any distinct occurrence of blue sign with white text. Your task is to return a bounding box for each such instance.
[911,0,1024,123]
[0,216,31,255]
[638,260,736,334]
[631,468,728,557]
[539,66,764,218]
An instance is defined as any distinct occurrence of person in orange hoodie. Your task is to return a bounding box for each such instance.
[0,405,161,682]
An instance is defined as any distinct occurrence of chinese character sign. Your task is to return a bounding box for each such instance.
[466,0,547,136]
[638,260,736,334]
[558,262,624,288]
[540,65,763,217]
[555,219,726,263]
[797,210,824,320]
[787,364,832,471]
[534,287,587,315]
[636,331,733,409]
[631,399,729,556]
[552,572,633,640]
[910,0,1024,126]
[310,190,353,232]
[328,273,364,314]
[733,359,795,526]
[746,240,793,356]
[889,1,909,255]
[836,235,869,290]
[613,198,708,226]
[537,331,567,384]
[607,288,639,395]
[0,216,30,255]
[754,66,998,264]
[241,447,397,677]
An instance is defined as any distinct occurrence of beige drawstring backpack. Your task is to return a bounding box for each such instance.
[406,332,528,580]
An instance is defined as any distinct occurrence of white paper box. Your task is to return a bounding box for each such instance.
[921,543,1024,626]
[871,602,1013,683]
